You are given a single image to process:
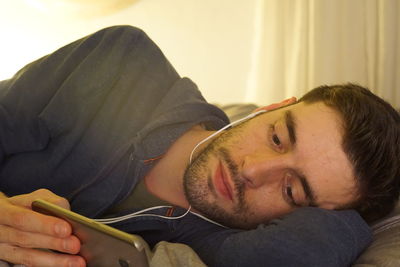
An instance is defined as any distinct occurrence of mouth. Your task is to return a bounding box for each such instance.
[214,161,234,201]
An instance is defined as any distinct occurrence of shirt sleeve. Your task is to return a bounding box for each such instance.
[194,207,372,267]
[0,26,175,197]
[0,26,144,163]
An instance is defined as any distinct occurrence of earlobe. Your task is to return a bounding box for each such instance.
[254,97,297,113]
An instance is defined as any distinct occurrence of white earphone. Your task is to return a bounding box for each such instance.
[189,109,266,163]
[93,110,266,227]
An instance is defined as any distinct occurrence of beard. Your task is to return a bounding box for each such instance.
[183,125,258,229]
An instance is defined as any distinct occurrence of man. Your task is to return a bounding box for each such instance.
[0,26,398,267]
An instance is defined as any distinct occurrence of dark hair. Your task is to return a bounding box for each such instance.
[299,83,400,223]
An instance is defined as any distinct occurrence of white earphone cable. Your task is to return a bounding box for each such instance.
[94,205,192,224]
[94,110,266,226]
[189,110,266,163]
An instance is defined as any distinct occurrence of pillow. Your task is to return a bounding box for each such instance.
[353,200,400,266]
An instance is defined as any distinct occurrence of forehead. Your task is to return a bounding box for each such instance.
[277,102,356,207]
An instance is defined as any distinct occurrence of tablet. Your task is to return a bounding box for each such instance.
[32,199,149,267]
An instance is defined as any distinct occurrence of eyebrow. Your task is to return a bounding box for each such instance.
[297,172,318,207]
[284,110,297,146]
[284,110,318,207]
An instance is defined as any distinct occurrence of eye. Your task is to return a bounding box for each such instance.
[283,174,300,207]
[268,125,284,152]
[284,184,297,207]
[272,134,281,146]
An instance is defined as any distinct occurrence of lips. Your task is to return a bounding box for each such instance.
[214,161,233,201]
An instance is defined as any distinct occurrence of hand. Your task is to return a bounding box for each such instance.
[0,189,86,267]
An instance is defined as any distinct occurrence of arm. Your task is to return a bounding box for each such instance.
[0,25,179,201]
[0,26,147,171]
[0,25,154,266]
[0,42,89,265]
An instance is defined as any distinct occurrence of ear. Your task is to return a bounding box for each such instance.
[254,97,297,113]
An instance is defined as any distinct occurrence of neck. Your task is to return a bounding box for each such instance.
[143,124,214,208]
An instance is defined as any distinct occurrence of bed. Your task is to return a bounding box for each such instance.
[0,104,399,267]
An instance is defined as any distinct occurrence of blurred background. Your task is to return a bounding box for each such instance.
[0,0,399,106]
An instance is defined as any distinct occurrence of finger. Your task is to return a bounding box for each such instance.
[0,243,86,267]
[0,201,72,238]
[9,189,70,210]
[0,225,80,254]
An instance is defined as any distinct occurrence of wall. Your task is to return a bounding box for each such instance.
[0,0,259,105]
[1,0,398,107]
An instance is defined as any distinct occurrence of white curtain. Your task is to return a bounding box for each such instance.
[246,0,400,107]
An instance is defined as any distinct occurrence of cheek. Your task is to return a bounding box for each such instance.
[245,188,293,220]
[221,124,266,155]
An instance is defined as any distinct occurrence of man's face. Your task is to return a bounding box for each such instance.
[184,102,358,229]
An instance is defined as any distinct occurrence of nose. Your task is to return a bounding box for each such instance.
[240,153,290,188]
